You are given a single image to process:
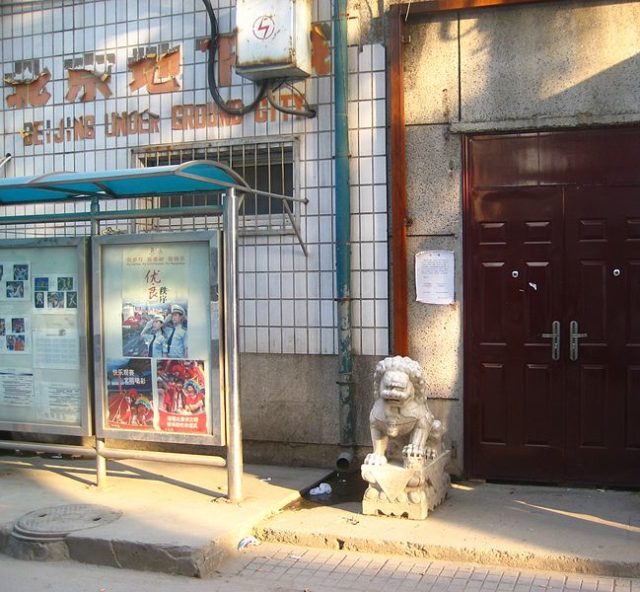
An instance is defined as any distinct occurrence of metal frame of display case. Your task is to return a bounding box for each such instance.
[91,230,224,446]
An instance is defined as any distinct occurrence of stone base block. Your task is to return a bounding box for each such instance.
[363,486,430,519]
[361,451,451,520]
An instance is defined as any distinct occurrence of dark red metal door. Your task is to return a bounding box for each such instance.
[465,128,640,486]
[468,187,565,481]
[564,186,640,486]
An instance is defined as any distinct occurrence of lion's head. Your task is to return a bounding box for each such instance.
[372,356,428,404]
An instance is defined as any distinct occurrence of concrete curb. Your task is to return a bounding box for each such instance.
[0,522,229,577]
[254,526,640,578]
[66,535,228,577]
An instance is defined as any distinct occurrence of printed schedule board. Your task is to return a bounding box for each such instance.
[0,238,91,436]
[93,232,224,445]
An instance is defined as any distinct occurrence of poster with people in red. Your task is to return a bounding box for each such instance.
[107,358,154,429]
[156,359,207,433]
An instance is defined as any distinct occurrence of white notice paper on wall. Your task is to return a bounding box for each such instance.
[415,250,455,305]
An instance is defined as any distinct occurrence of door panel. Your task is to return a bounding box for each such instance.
[468,188,564,480]
[564,186,640,485]
[626,367,640,449]
[478,362,508,444]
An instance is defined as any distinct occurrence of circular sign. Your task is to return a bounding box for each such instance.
[252,15,275,40]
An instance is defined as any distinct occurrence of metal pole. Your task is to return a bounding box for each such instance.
[224,187,243,501]
[0,440,96,457]
[334,0,355,448]
[90,196,108,488]
[96,439,107,487]
[99,446,226,466]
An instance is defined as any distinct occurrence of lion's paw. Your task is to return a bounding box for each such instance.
[402,444,425,458]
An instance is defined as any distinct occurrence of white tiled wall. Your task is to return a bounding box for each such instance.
[0,0,389,357]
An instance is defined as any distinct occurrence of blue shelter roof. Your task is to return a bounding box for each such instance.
[0,161,247,204]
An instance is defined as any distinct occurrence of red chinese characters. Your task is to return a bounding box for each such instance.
[66,69,113,102]
[5,71,52,108]
[128,48,181,94]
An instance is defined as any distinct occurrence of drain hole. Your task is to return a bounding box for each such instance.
[92,517,102,522]
[38,514,47,518]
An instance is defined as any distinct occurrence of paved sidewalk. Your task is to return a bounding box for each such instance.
[0,453,330,577]
[0,543,640,592]
[256,480,640,577]
[228,542,640,592]
[2,542,639,592]
[0,453,638,579]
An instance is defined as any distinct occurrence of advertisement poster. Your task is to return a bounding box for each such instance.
[106,358,154,429]
[0,262,31,302]
[157,359,207,433]
[99,236,220,441]
[33,275,78,311]
[121,246,189,359]
[0,315,31,354]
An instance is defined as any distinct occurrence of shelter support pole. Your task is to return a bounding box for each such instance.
[90,196,108,488]
[224,187,243,502]
[96,439,107,487]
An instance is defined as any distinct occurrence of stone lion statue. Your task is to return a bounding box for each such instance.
[364,356,444,466]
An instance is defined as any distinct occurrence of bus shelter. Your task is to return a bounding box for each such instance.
[0,161,306,501]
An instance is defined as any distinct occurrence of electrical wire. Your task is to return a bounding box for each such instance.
[200,0,267,116]
[266,80,317,118]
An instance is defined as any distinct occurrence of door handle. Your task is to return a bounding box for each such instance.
[541,320,561,361]
[569,320,588,361]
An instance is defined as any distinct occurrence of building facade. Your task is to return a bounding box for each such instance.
[391,0,640,486]
[0,0,389,466]
[2,0,639,486]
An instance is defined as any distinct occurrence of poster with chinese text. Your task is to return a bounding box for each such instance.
[98,234,221,442]
[106,358,154,429]
[120,246,189,358]
[156,359,207,433]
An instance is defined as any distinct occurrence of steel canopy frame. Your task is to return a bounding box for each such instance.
[0,161,308,502]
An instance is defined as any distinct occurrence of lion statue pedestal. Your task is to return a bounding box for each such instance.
[361,356,450,520]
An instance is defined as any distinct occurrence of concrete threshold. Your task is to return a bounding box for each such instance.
[254,481,640,578]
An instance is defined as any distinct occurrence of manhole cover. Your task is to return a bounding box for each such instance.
[12,504,122,542]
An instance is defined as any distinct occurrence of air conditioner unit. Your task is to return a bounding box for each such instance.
[235,0,313,81]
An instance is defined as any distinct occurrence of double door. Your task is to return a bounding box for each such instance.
[468,185,640,486]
